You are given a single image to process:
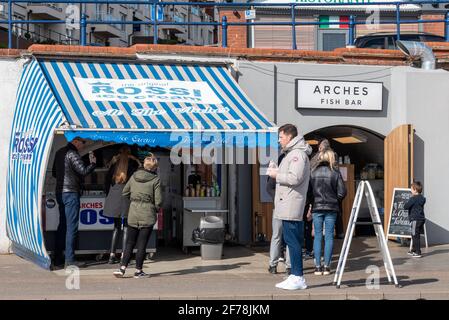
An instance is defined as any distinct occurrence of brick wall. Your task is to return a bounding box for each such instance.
[422,14,445,36]
[3,42,449,70]
[218,9,247,48]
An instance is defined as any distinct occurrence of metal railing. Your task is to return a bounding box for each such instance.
[3,22,78,48]
[1,1,449,49]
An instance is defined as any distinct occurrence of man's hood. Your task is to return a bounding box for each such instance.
[134,169,158,183]
[283,135,312,155]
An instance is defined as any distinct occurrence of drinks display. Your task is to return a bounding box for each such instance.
[184,182,220,198]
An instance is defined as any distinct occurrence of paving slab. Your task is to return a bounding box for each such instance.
[419,291,449,300]
[272,293,310,300]
[383,292,421,300]
[309,292,347,300]
[346,292,385,300]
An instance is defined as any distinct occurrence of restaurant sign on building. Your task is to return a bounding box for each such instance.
[296,79,383,110]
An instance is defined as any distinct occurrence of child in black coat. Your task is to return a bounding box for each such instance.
[404,181,426,258]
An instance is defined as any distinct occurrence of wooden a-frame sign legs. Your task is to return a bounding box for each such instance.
[333,180,400,289]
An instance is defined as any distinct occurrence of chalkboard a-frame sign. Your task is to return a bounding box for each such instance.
[387,188,413,238]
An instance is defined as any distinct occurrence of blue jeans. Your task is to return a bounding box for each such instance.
[56,192,80,263]
[313,211,337,267]
[282,220,304,276]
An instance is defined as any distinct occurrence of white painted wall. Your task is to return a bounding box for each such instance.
[238,61,449,244]
[0,58,24,254]
[402,68,449,244]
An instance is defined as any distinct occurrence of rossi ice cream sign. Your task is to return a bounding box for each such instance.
[74,77,222,105]
[296,79,383,111]
[11,131,39,164]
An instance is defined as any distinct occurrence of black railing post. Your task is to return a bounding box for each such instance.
[395,3,400,41]
[8,0,12,49]
[291,4,297,50]
[222,15,228,48]
[445,11,449,42]
[80,13,86,46]
[153,2,158,44]
[348,15,355,46]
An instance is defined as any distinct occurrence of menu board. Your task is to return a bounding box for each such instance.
[387,188,413,238]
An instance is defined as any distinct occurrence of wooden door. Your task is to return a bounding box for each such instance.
[339,164,355,234]
[252,163,274,243]
[384,124,414,232]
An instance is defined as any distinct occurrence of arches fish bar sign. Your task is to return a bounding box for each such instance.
[295,79,383,111]
[74,77,222,105]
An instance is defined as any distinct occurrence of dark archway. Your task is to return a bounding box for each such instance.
[305,125,385,237]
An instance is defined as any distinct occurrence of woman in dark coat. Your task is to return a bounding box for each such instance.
[309,149,346,276]
[103,145,140,264]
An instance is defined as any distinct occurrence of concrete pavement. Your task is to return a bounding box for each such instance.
[0,237,448,300]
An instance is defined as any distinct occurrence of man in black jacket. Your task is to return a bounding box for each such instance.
[404,181,426,258]
[52,137,96,268]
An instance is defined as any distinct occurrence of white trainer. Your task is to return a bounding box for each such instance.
[275,275,294,289]
[280,275,308,290]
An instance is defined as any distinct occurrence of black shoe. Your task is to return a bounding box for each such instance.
[304,251,314,259]
[134,271,150,278]
[412,252,422,258]
[64,261,87,269]
[314,266,323,275]
[268,266,277,274]
[113,268,126,278]
[53,257,65,267]
[323,266,331,275]
[108,256,120,264]
[407,251,414,256]
[286,268,291,275]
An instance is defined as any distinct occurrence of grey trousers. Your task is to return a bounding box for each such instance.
[269,217,291,268]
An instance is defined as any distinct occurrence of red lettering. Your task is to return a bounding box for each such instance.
[80,202,103,209]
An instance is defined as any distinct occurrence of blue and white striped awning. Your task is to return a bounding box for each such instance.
[39,60,276,147]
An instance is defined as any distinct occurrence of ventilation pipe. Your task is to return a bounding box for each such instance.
[396,40,436,70]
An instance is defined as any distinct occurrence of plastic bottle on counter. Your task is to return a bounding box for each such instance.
[214,182,220,197]
[185,186,190,197]
[196,184,201,197]
[207,186,212,197]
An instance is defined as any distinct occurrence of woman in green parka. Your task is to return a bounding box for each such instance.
[113,153,162,278]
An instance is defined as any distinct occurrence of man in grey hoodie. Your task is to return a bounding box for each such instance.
[267,124,311,290]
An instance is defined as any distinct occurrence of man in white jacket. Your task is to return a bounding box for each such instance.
[267,124,311,290]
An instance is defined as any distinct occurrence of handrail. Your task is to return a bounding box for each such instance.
[1,1,449,49]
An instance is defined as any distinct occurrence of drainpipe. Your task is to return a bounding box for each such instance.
[396,40,436,70]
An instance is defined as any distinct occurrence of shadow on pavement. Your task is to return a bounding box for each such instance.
[307,275,438,289]
[149,262,251,277]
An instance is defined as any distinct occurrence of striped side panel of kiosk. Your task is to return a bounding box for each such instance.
[6,59,63,269]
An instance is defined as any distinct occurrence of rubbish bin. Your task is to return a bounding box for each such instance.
[199,216,225,260]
